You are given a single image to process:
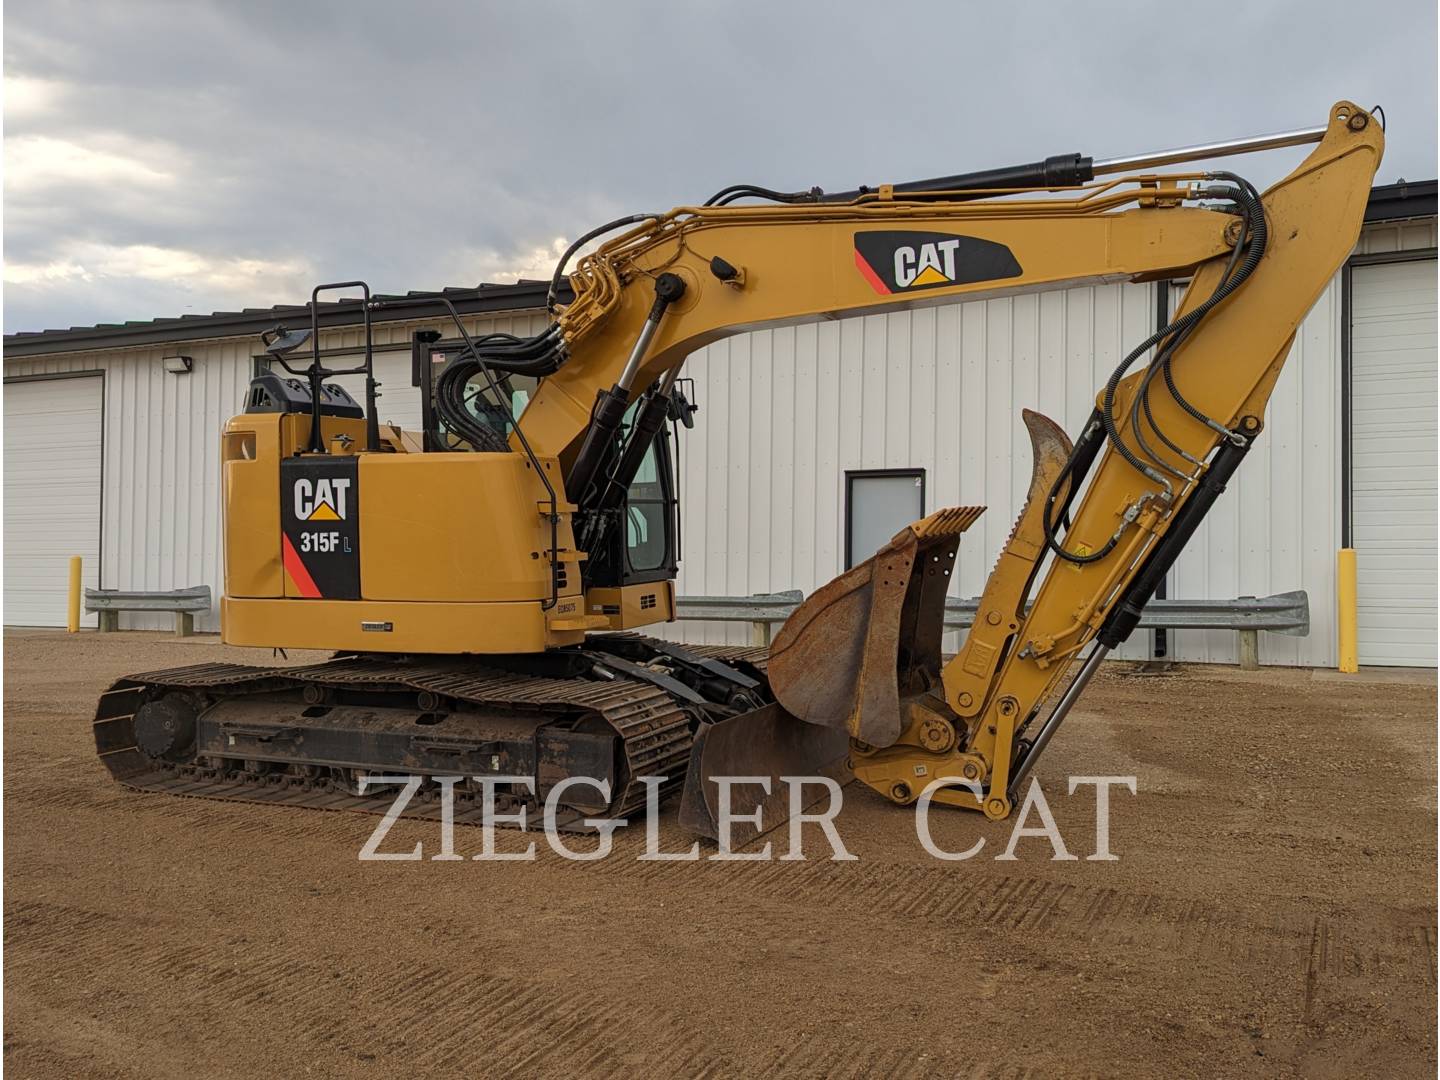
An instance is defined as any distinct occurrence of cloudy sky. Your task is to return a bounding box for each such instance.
[4,0,1435,333]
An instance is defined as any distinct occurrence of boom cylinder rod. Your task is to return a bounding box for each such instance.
[1007,644,1110,794]
[567,273,687,508]
[1094,125,1327,175]
[618,272,689,393]
[617,310,664,394]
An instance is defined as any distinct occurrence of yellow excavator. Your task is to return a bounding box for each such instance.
[94,101,1381,839]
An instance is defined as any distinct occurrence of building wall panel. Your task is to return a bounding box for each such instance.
[663,272,1354,666]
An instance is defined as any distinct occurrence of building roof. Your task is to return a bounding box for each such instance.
[3,281,569,359]
[1365,178,1438,223]
[6,181,1435,359]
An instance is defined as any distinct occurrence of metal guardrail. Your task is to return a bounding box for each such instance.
[85,585,211,637]
[940,590,1309,636]
[674,589,1309,669]
[676,590,807,624]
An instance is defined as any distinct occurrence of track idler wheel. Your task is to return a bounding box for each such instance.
[132,693,200,760]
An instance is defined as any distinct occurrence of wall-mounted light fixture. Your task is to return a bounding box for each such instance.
[162,355,194,374]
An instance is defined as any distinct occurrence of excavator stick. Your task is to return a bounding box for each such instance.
[767,506,985,747]
[943,410,1075,718]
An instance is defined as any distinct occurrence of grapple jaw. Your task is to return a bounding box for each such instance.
[766,506,985,747]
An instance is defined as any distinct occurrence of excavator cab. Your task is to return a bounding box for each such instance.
[583,401,681,591]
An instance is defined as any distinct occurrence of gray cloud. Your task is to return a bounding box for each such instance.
[5,0,1436,332]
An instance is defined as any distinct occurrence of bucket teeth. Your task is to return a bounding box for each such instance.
[910,506,986,540]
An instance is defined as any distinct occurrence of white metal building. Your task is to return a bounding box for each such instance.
[4,182,1435,667]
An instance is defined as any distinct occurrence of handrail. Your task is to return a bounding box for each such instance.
[300,282,379,453]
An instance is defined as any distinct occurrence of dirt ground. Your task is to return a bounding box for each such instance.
[3,629,1435,1079]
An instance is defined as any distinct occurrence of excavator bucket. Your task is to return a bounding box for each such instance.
[679,412,1071,841]
[678,703,851,845]
[767,506,986,747]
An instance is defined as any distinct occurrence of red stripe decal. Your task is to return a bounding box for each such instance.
[853,249,890,294]
[282,534,322,598]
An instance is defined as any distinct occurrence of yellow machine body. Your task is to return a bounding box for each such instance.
[221,411,607,653]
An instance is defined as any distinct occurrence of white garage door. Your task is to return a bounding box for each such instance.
[1351,258,1438,666]
[4,375,104,626]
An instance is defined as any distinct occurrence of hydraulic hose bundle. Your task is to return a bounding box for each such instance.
[1043,173,1268,566]
[433,324,566,452]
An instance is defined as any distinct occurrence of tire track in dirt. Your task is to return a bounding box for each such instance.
[5,899,730,1078]
[5,781,137,814]
[587,854,1437,991]
[755,1032,1105,1079]
[9,633,1437,1077]
[1303,914,1438,1016]
[18,757,1436,1014]
[5,763,375,847]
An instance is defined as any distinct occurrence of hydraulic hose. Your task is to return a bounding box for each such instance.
[434,352,509,452]
[1129,206,1251,476]
[1156,174,1268,435]
[704,184,822,207]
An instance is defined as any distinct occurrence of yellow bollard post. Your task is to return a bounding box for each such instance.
[1337,548,1358,674]
[67,556,82,633]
